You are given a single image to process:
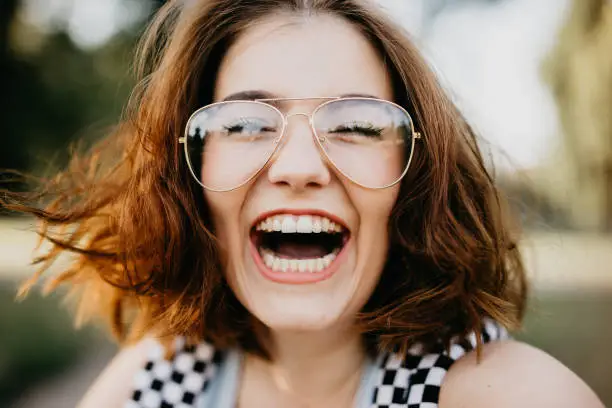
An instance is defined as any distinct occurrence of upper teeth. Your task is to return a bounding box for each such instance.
[255,214,344,234]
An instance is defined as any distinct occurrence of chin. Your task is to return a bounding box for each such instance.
[231,262,359,333]
[255,303,348,332]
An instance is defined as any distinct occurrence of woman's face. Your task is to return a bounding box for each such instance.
[204,14,401,332]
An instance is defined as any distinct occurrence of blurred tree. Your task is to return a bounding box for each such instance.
[0,0,30,183]
[423,0,504,23]
[543,0,612,231]
[0,0,165,193]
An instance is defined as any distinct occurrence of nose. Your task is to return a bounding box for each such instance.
[266,113,331,191]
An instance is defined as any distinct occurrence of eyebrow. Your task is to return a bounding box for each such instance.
[221,90,383,102]
[222,90,277,101]
[340,93,381,99]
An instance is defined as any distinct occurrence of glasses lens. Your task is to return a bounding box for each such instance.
[313,99,415,188]
[185,101,283,190]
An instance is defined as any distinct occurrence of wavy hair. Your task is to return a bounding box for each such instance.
[3,0,527,357]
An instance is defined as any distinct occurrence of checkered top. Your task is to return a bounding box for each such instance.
[372,318,509,408]
[126,318,508,408]
[124,337,224,408]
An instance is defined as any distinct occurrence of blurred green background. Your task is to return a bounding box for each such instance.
[1,0,611,407]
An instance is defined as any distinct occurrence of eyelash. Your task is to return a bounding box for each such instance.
[223,118,275,134]
[328,123,383,137]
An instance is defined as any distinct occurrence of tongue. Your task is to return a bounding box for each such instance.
[274,242,329,259]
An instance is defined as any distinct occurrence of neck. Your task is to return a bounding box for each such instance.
[252,325,366,404]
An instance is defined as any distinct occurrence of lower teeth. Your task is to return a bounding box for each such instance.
[260,249,339,273]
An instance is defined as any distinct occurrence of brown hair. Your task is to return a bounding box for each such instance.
[3,0,527,357]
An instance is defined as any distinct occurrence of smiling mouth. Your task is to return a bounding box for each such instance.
[250,213,350,276]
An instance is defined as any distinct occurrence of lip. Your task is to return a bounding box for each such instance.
[248,208,351,284]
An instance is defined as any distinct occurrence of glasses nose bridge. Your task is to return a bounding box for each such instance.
[284,111,313,125]
[280,111,318,143]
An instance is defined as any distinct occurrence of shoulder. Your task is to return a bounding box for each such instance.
[77,338,154,408]
[439,340,605,408]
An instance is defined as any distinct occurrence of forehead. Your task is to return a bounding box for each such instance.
[213,13,393,103]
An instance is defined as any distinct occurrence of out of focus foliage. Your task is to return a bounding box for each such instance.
[0,0,164,190]
[0,0,163,401]
[0,285,95,406]
[542,0,612,231]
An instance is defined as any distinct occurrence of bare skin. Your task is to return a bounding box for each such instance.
[439,341,605,408]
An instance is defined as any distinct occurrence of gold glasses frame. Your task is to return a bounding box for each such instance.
[178,96,422,192]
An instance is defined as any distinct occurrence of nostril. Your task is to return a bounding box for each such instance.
[304,181,323,189]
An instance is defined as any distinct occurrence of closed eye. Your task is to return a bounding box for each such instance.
[222,117,277,136]
[328,122,384,138]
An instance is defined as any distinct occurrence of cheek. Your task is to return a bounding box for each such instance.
[327,146,404,188]
[200,146,236,190]
[352,186,400,277]
[203,190,246,251]
[202,194,244,293]
[200,139,274,191]
[357,186,399,229]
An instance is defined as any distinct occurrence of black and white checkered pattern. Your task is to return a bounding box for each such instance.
[371,318,509,408]
[125,337,223,408]
[126,319,508,407]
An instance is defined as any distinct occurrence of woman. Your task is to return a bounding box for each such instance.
[7,0,604,407]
